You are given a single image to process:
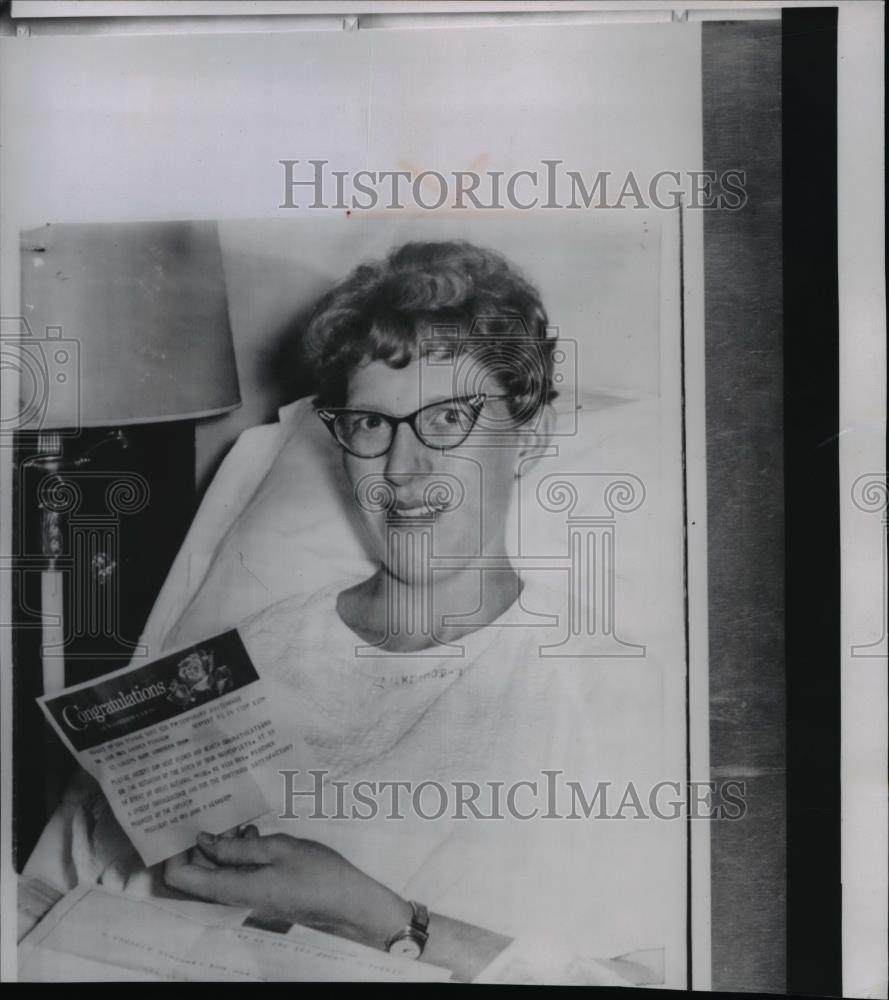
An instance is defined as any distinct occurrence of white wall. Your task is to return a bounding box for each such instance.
[0,22,701,484]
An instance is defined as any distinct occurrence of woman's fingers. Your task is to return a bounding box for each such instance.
[163,849,192,879]
[196,830,278,866]
[163,856,259,907]
[191,847,219,870]
[207,823,260,843]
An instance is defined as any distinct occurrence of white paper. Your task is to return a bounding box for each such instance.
[19,885,451,982]
[37,631,299,866]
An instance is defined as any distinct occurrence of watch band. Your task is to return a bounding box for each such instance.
[385,900,430,957]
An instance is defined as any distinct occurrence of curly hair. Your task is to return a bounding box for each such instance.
[303,240,557,422]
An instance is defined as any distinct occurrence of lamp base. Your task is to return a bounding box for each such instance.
[11,422,196,868]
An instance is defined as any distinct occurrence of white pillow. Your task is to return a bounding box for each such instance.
[147,389,666,654]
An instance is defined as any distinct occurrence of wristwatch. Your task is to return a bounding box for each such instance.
[385,900,430,959]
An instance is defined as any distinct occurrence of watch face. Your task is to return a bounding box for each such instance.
[389,936,422,960]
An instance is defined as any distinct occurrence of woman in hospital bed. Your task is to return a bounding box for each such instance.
[26,241,670,984]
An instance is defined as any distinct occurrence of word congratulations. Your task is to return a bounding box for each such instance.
[61,682,167,731]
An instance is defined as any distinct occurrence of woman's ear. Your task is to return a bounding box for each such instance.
[514,404,556,478]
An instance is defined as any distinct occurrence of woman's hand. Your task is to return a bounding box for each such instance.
[164,827,411,951]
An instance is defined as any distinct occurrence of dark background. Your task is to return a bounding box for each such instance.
[12,425,195,864]
[702,7,841,996]
[702,16,785,995]
[781,7,842,997]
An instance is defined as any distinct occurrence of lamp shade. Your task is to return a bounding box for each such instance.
[19,220,241,429]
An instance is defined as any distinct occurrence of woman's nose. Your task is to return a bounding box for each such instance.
[383,421,433,480]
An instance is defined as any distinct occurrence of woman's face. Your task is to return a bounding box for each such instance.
[341,355,524,585]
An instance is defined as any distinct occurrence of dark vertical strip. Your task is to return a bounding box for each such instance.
[11,433,50,870]
[782,7,841,996]
[702,19,785,993]
[677,203,692,993]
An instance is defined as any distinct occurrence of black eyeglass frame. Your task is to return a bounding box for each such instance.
[314,393,511,458]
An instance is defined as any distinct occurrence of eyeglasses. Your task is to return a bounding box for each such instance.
[315,393,511,459]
